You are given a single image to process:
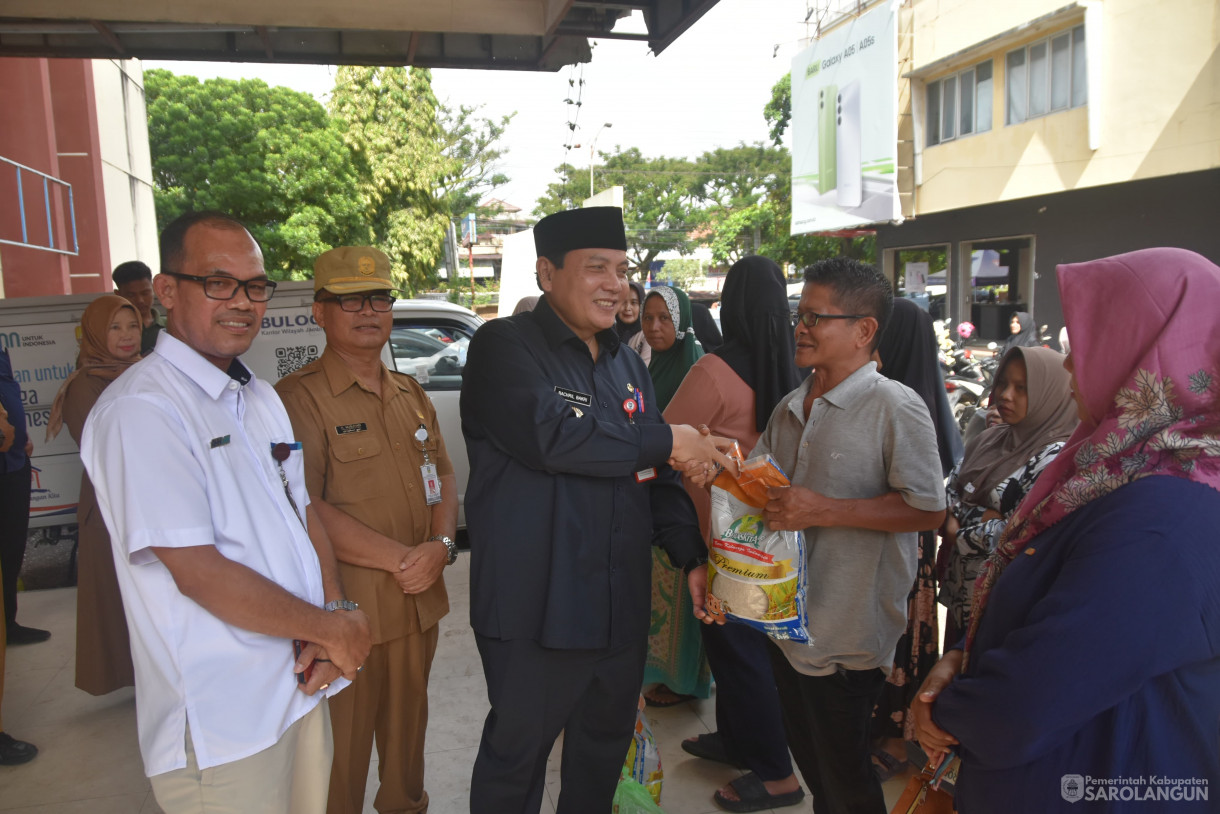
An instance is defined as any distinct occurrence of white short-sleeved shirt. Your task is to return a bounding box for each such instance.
[81,331,334,777]
[753,361,946,677]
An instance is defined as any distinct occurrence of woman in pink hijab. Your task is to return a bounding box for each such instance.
[911,248,1220,812]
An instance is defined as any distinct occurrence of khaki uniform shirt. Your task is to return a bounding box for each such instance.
[276,348,451,643]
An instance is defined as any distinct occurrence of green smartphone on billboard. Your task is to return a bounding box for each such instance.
[817,84,837,194]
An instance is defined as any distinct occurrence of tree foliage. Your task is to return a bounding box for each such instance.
[437,104,516,220]
[329,67,454,293]
[144,69,364,279]
[533,148,698,275]
[689,143,790,265]
[764,73,792,145]
[145,67,515,290]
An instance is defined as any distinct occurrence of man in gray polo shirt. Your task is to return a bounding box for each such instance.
[755,257,946,814]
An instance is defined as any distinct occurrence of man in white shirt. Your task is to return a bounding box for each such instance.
[81,211,371,814]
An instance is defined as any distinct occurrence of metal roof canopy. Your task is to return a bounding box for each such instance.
[0,0,720,71]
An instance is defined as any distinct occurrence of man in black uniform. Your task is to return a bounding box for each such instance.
[461,207,731,814]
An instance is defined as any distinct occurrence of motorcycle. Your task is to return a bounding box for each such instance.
[942,321,999,430]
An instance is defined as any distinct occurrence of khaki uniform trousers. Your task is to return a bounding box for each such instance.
[150,701,332,814]
[328,623,440,814]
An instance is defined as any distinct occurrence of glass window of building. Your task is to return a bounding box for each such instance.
[1006,24,1086,125]
[926,60,993,146]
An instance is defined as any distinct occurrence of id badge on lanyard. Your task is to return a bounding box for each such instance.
[415,424,443,505]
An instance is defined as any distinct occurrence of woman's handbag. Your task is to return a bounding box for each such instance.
[889,752,957,814]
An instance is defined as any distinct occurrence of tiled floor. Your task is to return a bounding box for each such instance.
[1,554,918,813]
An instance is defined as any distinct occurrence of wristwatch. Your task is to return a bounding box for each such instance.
[323,599,359,612]
[429,534,458,566]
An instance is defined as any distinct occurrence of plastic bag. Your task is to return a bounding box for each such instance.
[620,694,662,804]
[613,768,667,814]
[706,454,811,643]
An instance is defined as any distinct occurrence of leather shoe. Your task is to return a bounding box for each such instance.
[0,732,38,765]
[5,624,51,645]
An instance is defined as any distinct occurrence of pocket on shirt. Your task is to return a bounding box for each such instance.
[331,434,383,463]
[329,434,384,499]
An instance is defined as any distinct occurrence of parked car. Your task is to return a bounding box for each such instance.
[386,299,484,529]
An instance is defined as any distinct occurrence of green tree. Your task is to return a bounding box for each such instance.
[534,148,698,274]
[689,143,789,265]
[764,73,792,145]
[691,142,873,269]
[437,104,516,220]
[653,257,703,289]
[329,67,454,293]
[144,69,364,279]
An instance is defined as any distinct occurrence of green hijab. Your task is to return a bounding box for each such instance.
[645,285,703,410]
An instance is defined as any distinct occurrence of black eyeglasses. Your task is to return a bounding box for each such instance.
[164,272,277,302]
[318,293,398,313]
[796,311,868,329]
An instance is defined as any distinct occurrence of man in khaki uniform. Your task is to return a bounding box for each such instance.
[276,247,457,814]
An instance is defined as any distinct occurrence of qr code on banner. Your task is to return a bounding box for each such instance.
[276,345,320,378]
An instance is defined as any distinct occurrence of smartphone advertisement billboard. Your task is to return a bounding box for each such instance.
[790,1,899,234]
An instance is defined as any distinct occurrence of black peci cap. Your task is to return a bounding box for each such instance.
[533,206,628,259]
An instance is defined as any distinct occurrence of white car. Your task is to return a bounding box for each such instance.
[385,299,484,529]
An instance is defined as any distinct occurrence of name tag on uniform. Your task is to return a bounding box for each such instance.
[635,467,657,483]
[554,386,592,407]
[421,463,442,505]
[210,435,231,448]
[335,422,368,435]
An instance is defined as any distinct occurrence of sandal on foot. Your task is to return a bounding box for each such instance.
[643,686,696,708]
[681,732,746,769]
[871,748,912,782]
[713,772,805,813]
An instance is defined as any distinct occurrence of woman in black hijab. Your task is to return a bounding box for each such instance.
[690,301,723,352]
[868,297,964,779]
[1000,311,1040,354]
[711,256,802,433]
[877,298,964,476]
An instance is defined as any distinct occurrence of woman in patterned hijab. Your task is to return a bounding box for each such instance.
[912,248,1220,813]
[642,285,703,411]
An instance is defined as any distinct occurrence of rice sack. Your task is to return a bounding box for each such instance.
[706,454,811,644]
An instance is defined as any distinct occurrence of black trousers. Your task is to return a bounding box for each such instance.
[470,634,646,814]
[0,461,31,627]
[701,619,794,781]
[768,641,888,814]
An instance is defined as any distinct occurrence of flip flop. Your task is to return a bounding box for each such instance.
[643,688,696,708]
[713,772,805,813]
[681,732,746,769]
[871,748,913,782]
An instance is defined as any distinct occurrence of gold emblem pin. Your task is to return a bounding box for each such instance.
[357,256,376,276]
[626,383,635,393]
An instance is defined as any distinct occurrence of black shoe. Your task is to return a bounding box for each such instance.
[5,624,51,645]
[0,732,38,765]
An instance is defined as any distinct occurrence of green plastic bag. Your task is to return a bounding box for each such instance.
[612,768,667,814]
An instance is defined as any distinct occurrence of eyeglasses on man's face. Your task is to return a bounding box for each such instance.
[164,271,277,302]
[318,293,398,313]
[796,310,868,329]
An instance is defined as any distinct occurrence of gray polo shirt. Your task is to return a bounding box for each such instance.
[752,361,945,676]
